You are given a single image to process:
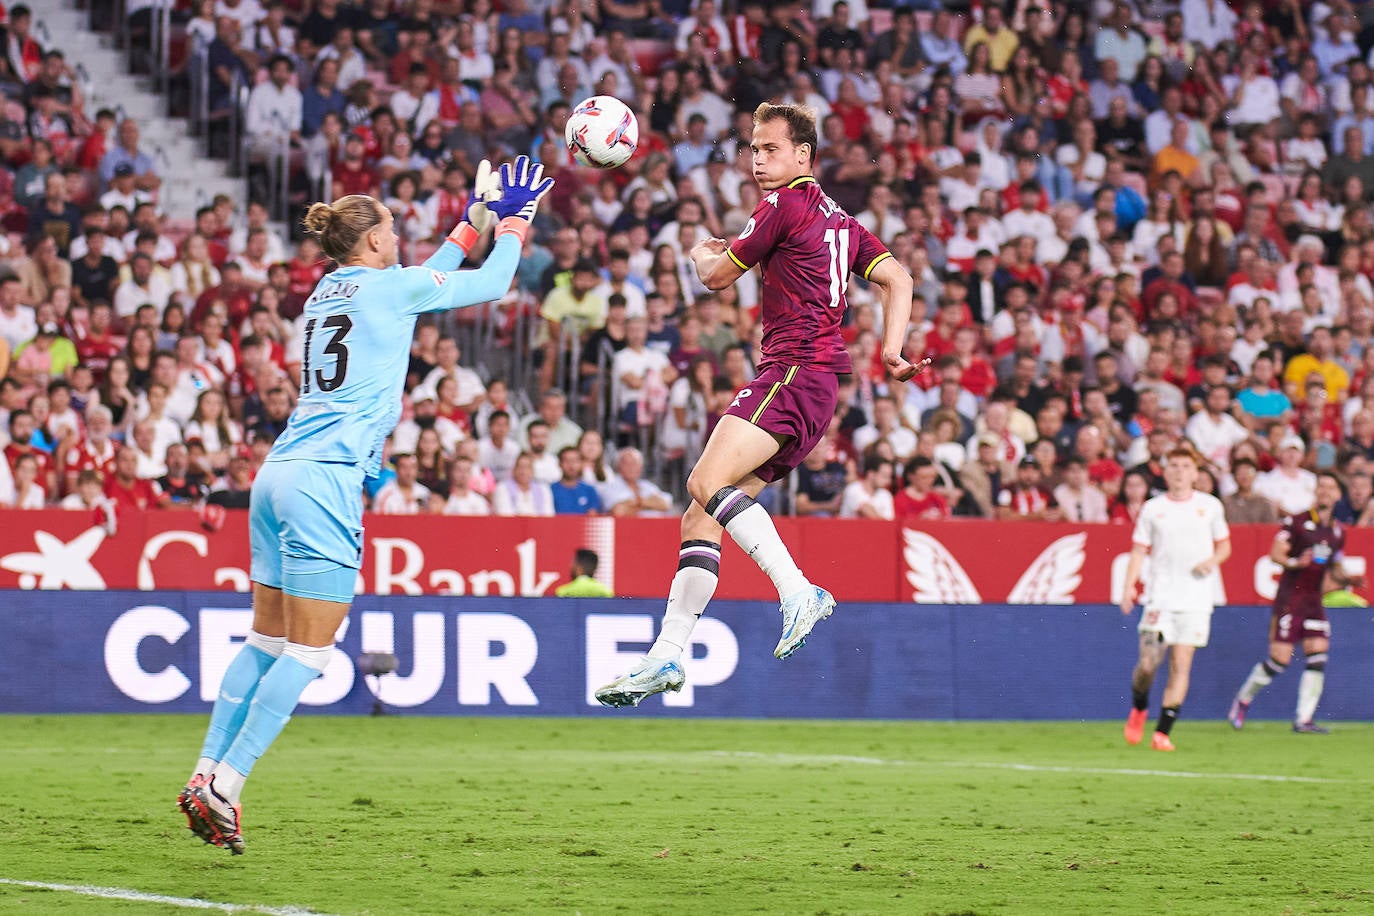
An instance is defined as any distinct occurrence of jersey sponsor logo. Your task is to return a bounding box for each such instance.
[431,270,446,287]
[738,217,757,241]
[763,192,779,208]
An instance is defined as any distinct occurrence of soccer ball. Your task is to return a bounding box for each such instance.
[565,95,639,169]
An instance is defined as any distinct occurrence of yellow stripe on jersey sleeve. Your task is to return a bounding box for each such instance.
[863,251,893,280]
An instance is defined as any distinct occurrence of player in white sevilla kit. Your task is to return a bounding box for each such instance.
[1118,447,1232,751]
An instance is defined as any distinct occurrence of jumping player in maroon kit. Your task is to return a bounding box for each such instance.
[1229,472,1359,733]
[596,103,925,707]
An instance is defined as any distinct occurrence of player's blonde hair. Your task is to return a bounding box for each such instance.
[303,195,385,262]
[753,102,819,164]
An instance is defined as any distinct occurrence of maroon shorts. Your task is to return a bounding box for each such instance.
[1270,596,1331,645]
[723,363,838,483]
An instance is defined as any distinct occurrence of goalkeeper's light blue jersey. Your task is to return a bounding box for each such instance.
[268,233,519,479]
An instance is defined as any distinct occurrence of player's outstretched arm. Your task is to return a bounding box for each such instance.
[412,156,555,314]
[866,255,928,382]
[422,159,499,272]
[691,237,745,290]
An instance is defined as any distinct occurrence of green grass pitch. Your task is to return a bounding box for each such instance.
[1,715,1372,915]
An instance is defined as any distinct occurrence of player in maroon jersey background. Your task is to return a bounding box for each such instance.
[597,102,927,708]
[1229,472,1363,733]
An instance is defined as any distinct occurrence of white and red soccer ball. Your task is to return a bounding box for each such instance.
[565,95,639,169]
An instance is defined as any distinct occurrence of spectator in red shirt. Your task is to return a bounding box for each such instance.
[62,402,116,496]
[191,261,256,330]
[1141,250,1198,319]
[331,132,380,199]
[893,455,951,521]
[104,444,169,512]
[951,325,997,399]
[73,300,123,377]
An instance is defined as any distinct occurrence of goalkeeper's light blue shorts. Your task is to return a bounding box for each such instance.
[249,458,364,605]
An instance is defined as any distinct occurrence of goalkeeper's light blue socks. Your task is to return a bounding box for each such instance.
[213,642,332,803]
[192,631,285,779]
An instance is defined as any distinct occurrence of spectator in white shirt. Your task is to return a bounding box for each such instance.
[1256,435,1317,515]
[442,455,492,516]
[243,54,302,160]
[112,252,174,321]
[524,419,562,484]
[852,395,918,461]
[0,275,36,350]
[416,335,485,412]
[373,453,433,514]
[1185,385,1250,474]
[840,454,895,519]
[598,446,672,517]
[1053,457,1109,522]
[477,409,522,482]
[493,452,555,516]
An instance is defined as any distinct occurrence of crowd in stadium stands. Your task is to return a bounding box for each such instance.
[6,0,1374,529]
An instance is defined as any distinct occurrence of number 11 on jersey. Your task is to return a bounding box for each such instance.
[822,227,850,309]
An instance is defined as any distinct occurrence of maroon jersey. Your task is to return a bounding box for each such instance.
[726,175,892,374]
[1273,511,1345,610]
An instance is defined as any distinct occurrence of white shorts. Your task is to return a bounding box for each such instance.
[1139,607,1213,648]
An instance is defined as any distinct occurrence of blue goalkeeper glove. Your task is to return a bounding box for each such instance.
[490,155,555,226]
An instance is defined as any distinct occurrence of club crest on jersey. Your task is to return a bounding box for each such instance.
[431,270,447,287]
[738,218,756,241]
[729,387,752,409]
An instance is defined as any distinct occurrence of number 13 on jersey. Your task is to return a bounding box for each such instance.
[301,314,354,395]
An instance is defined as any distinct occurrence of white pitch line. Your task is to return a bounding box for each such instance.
[0,879,337,915]
[708,751,1351,784]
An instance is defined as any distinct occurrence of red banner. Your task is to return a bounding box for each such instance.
[0,510,1363,606]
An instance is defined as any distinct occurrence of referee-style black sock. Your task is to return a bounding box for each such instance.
[1156,706,1179,736]
[1132,689,1149,712]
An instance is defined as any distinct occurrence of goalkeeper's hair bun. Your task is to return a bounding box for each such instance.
[303,195,384,262]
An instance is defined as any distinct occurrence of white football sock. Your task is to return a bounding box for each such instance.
[707,487,808,598]
[1296,654,1327,723]
[649,541,721,659]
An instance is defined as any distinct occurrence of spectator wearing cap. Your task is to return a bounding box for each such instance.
[997,455,1060,521]
[99,163,153,214]
[98,118,161,193]
[1256,434,1316,515]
